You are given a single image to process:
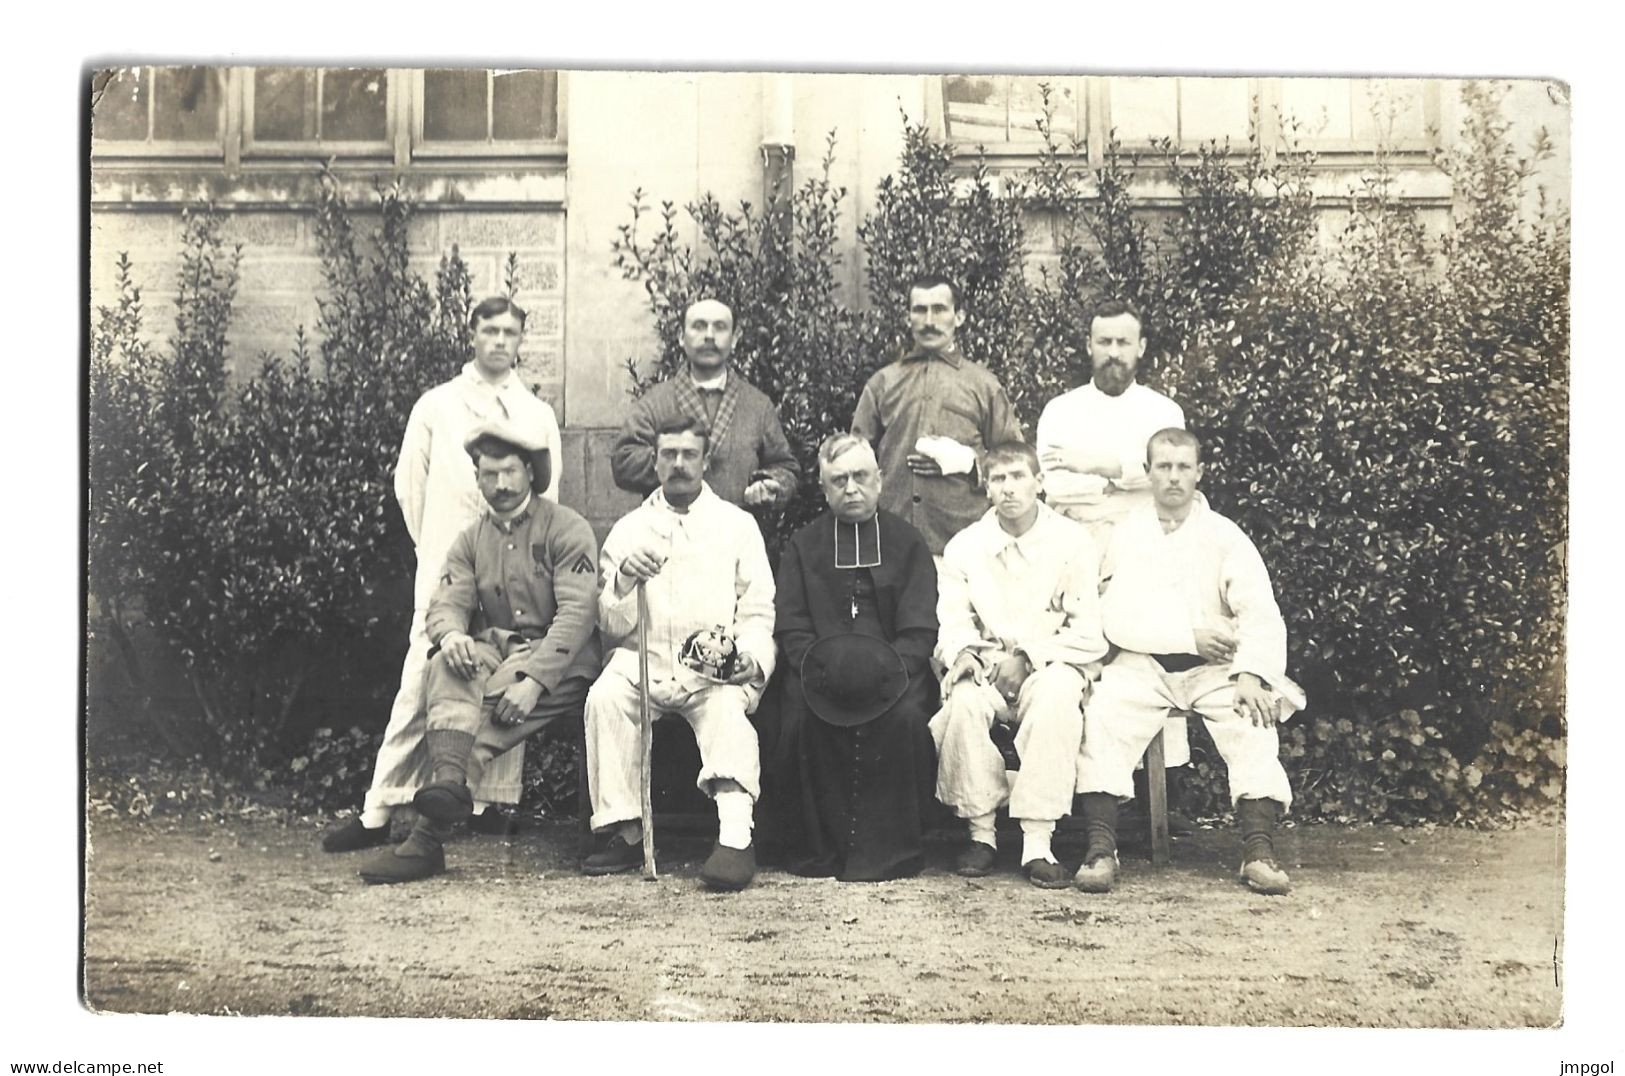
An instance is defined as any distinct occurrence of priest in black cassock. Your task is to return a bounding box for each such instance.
[757,433,940,881]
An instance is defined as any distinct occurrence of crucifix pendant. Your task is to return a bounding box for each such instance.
[850,595,859,622]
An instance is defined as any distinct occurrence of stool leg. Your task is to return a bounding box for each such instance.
[1145,728,1170,866]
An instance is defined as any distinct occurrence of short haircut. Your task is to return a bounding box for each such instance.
[654,413,710,450]
[1146,426,1201,463]
[683,297,735,325]
[983,441,1041,478]
[817,432,876,471]
[908,272,961,310]
[1090,297,1145,335]
[466,432,529,467]
[470,296,528,329]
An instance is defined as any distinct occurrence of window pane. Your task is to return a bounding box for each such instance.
[1109,77,1178,142]
[152,66,221,142]
[1353,79,1426,143]
[1280,78,1353,141]
[1007,77,1077,143]
[424,68,488,141]
[945,74,1009,142]
[255,68,317,140]
[1180,77,1250,144]
[492,70,558,141]
[323,68,388,141]
[94,67,149,140]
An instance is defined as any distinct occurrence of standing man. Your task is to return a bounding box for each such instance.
[852,274,1024,556]
[1074,429,1304,896]
[932,443,1108,888]
[323,296,563,853]
[584,416,777,891]
[357,423,600,884]
[612,297,799,509]
[762,434,939,881]
[1035,297,1195,796]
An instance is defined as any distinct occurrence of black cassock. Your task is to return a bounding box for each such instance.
[757,509,939,881]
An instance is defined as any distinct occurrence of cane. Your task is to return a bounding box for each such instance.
[635,580,658,880]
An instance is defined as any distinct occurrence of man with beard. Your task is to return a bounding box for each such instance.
[612,297,799,510]
[932,442,1108,888]
[759,434,939,881]
[852,274,1024,556]
[322,297,562,854]
[1035,298,1201,805]
[584,416,776,891]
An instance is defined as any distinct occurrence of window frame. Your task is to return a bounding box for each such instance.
[89,65,233,159]
[240,66,402,160]
[408,68,568,159]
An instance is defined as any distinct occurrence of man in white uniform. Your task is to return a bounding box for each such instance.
[1074,428,1304,896]
[1036,298,1197,814]
[322,297,563,853]
[932,443,1108,888]
[583,416,776,891]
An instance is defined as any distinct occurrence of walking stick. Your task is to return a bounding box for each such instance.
[636,580,658,879]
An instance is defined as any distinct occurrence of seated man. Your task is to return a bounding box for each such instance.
[932,442,1108,889]
[357,421,600,885]
[762,433,939,881]
[1074,428,1305,896]
[583,416,776,891]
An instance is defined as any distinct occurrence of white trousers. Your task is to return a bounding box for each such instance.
[584,671,760,832]
[931,664,1087,823]
[359,608,526,827]
[1078,652,1293,808]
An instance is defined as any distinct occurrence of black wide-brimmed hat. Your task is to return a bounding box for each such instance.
[801,633,909,727]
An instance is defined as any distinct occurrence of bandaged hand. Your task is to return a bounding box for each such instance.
[742,478,780,507]
[914,435,977,476]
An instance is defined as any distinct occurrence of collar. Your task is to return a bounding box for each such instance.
[900,344,964,369]
[648,482,717,516]
[489,493,535,531]
[971,502,1064,558]
[833,512,883,569]
[689,368,729,393]
[1148,493,1208,535]
[459,362,522,394]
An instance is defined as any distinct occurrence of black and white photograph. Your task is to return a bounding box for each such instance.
[28,6,1613,1072]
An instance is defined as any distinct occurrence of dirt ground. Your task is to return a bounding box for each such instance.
[81,811,1563,1027]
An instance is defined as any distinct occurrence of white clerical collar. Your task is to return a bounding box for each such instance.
[834,514,882,569]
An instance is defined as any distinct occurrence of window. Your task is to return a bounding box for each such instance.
[1277,78,1432,152]
[417,69,561,152]
[245,67,396,155]
[945,74,1082,144]
[90,66,225,154]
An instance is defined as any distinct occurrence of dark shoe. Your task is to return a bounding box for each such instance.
[582,833,643,876]
[1239,856,1291,895]
[1023,858,1071,890]
[357,831,445,885]
[1073,852,1120,893]
[989,721,1022,770]
[956,841,997,877]
[469,808,522,837]
[321,816,390,853]
[413,779,474,824]
[700,842,756,891]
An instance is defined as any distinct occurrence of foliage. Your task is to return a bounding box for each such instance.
[284,725,384,813]
[88,180,478,776]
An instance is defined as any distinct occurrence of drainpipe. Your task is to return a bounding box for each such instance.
[761,74,795,239]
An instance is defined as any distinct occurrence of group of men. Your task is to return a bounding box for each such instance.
[321,277,1302,898]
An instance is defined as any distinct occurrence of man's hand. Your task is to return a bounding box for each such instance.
[945,651,984,688]
[1234,673,1278,728]
[492,677,544,728]
[440,632,481,680]
[616,545,667,589]
[724,653,762,686]
[742,478,781,507]
[905,452,944,477]
[992,654,1032,708]
[1193,624,1238,665]
[1039,445,1121,478]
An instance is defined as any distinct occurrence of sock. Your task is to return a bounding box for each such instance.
[616,820,644,846]
[1019,819,1056,864]
[1079,793,1119,862]
[425,728,476,785]
[715,790,754,850]
[967,812,998,849]
[1236,798,1280,862]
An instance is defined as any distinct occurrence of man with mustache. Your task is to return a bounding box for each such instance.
[612,297,799,510]
[1035,298,1199,814]
[931,442,1108,888]
[585,416,776,891]
[1074,428,1304,896]
[356,421,600,884]
[852,274,1024,556]
[322,297,562,854]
